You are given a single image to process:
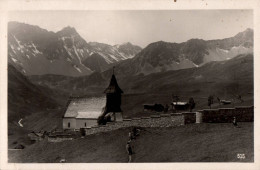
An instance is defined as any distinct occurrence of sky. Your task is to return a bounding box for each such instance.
[8,10,253,48]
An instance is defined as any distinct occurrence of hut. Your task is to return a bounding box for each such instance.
[171,102,190,111]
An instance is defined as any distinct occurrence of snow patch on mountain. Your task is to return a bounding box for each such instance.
[66,58,72,62]
[63,45,72,57]
[203,46,253,65]
[97,52,113,64]
[217,48,229,53]
[108,54,119,61]
[73,45,82,64]
[13,35,24,50]
[78,49,84,58]
[10,44,15,50]
[31,43,42,54]
[118,51,131,59]
[11,58,18,63]
[73,65,82,73]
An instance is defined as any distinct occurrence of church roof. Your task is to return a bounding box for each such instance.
[63,96,106,119]
[104,74,123,94]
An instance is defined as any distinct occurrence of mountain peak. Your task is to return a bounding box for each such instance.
[233,28,253,42]
[121,42,132,46]
[245,28,253,32]
[57,26,78,36]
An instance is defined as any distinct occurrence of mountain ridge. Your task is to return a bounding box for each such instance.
[8,21,142,76]
[109,28,253,76]
[8,21,253,77]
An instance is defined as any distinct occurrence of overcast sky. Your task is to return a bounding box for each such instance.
[8,10,253,48]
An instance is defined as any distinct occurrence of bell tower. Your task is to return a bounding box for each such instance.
[104,67,123,121]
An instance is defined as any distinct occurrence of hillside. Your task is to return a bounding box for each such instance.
[8,64,58,122]
[8,65,69,148]
[28,54,253,118]
[8,123,253,162]
[29,53,253,96]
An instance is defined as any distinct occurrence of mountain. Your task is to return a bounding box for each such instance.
[9,22,251,77]
[114,42,143,59]
[89,42,142,63]
[8,22,142,76]
[29,53,253,96]
[111,28,253,76]
[119,53,253,95]
[8,64,60,122]
[28,53,253,118]
[83,42,142,72]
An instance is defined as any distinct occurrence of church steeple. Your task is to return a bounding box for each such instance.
[104,68,123,94]
[104,68,123,114]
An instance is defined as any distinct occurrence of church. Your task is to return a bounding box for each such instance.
[62,70,123,130]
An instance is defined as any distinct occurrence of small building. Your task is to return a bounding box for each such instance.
[171,102,190,110]
[63,96,106,130]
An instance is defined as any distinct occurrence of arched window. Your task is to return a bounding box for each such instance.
[68,122,70,128]
[85,122,87,127]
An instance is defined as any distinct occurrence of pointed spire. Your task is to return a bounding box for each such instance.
[104,68,123,94]
[113,66,115,75]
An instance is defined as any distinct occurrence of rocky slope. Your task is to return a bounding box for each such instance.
[8,22,142,76]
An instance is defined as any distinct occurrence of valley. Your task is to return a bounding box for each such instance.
[6,21,254,163]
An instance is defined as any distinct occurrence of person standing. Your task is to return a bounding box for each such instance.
[126,141,133,162]
[232,117,239,127]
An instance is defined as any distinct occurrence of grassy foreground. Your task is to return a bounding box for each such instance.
[8,122,253,163]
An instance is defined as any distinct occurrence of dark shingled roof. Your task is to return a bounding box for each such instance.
[104,74,123,94]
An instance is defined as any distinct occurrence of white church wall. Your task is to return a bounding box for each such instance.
[76,119,98,129]
[63,118,76,129]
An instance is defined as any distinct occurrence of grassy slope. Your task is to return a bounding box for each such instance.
[8,65,68,148]
[8,122,253,163]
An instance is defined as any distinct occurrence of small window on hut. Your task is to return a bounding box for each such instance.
[68,122,70,128]
[85,122,87,127]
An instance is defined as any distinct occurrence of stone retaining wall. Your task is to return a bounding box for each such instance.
[48,137,73,142]
[51,106,254,140]
[197,106,254,123]
[84,113,186,136]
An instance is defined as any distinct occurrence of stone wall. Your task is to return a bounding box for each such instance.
[197,106,254,123]
[182,112,196,124]
[84,113,185,136]
[48,137,73,142]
